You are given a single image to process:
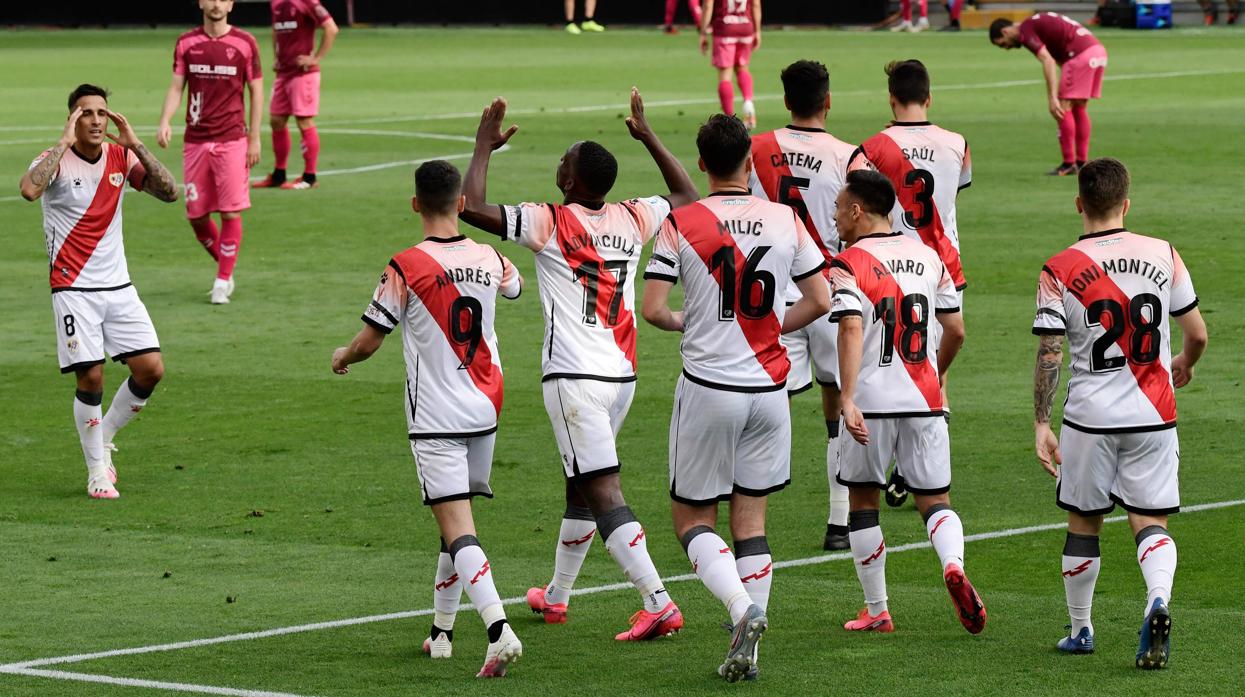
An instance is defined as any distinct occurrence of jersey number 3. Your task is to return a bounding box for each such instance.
[902,169,935,229]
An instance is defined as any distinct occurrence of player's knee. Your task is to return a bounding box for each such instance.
[270,114,289,130]
[679,524,717,552]
[594,505,637,542]
[848,486,881,510]
[220,211,241,221]
[915,493,951,518]
[134,359,164,389]
[295,116,315,130]
[75,366,104,393]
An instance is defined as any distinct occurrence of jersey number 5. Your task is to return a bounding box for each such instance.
[449,296,483,369]
[778,175,812,230]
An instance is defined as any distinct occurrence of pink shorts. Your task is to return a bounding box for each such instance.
[182,137,251,219]
[270,71,321,118]
[1060,44,1107,100]
[712,36,754,69]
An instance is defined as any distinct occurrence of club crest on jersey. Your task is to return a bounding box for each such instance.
[225,47,237,61]
[66,338,79,352]
[109,172,124,187]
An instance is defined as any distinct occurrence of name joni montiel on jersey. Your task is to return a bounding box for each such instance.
[173,26,262,143]
[1033,229,1198,432]
[500,196,671,382]
[363,236,522,439]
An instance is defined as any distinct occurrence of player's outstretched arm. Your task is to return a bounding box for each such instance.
[106,111,178,203]
[836,316,869,445]
[1035,47,1064,121]
[934,310,966,378]
[640,278,684,332]
[1172,307,1208,389]
[460,98,518,236]
[782,273,831,334]
[1033,333,1064,477]
[19,107,81,201]
[156,74,186,149]
[331,325,387,374]
[626,88,699,208]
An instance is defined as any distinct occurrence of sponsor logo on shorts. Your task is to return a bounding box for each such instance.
[109,172,124,187]
[66,338,79,352]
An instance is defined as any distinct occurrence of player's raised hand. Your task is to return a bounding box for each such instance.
[156,121,172,149]
[625,87,653,141]
[476,97,518,152]
[1034,423,1061,477]
[841,399,870,445]
[104,111,143,150]
[331,347,351,375]
[60,107,83,147]
[1171,353,1195,388]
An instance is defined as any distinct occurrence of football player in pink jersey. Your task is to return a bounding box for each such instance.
[643,114,830,681]
[19,84,179,499]
[663,0,702,33]
[253,0,338,190]
[700,0,762,129]
[461,90,697,642]
[830,169,986,637]
[1031,159,1207,668]
[157,0,264,304]
[331,160,525,677]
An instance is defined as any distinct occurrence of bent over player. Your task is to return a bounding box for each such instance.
[331,161,524,677]
[643,114,830,681]
[1032,158,1207,669]
[461,90,697,640]
[20,84,179,499]
[830,170,985,636]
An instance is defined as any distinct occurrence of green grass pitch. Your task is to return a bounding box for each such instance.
[1,25,1244,697]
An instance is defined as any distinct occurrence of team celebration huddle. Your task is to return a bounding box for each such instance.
[19,0,1213,688]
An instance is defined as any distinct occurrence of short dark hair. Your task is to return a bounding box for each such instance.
[885,59,930,106]
[1078,158,1130,219]
[696,114,752,178]
[68,83,109,111]
[575,141,618,197]
[781,60,830,119]
[988,19,1013,42]
[414,160,463,216]
[843,169,896,217]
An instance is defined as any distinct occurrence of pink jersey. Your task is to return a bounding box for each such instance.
[363,236,522,438]
[31,143,147,290]
[173,26,262,143]
[1033,229,1197,432]
[852,122,972,290]
[830,232,960,417]
[1018,12,1101,64]
[501,196,670,381]
[271,0,332,75]
[712,0,755,40]
[645,193,826,391]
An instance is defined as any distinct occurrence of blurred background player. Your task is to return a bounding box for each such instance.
[830,170,984,637]
[19,84,179,499]
[461,91,697,640]
[157,0,264,304]
[1199,0,1240,24]
[891,0,929,32]
[747,60,856,551]
[565,0,604,33]
[942,1,966,31]
[253,0,338,190]
[1032,158,1207,669]
[990,14,1108,177]
[642,114,830,682]
[331,160,524,677]
[663,0,702,33]
[700,0,761,129]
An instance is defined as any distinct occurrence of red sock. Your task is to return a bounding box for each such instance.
[919,0,928,17]
[1072,103,1092,163]
[737,68,754,101]
[216,217,243,281]
[272,127,291,171]
[664,0,676,25]
[300,125,320,175]
[901,0,912,21]
[190,217,219,260]
[949,0,963,21]
[718,80,735,115]
[689,0,702,24]
[1057,110,1077,165]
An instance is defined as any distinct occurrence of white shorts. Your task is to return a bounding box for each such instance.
[1057,425,1180,516]
[52,285,160,373]
[410,433,496,505]
[838,416,951,494]
[542,378,635,480]
[668,374,791,505]
[781,311,838,396]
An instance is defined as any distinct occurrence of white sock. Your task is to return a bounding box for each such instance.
[1062,532,1101,635]
[102,377,150,444]
[450,537,506,630]
[827,437,849,527]
[684,527,752,624]
[432,548,461,631]
[74,392,105,478]
[735,537,773,613]
[924,505,965,571]
[603,517,671,613]
[849,511,888,615]
[1136,526,1177,615]
[546,510,596,606]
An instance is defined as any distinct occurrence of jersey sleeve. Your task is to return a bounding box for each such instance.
[1032,265,1067,335]
[500,203,555,251]
[622,195,673,244]
[643,217,681,283]
[497,250,523,300]
[828,257,863,322]
[934,264,960,313]
[791,215,828,281]
[125,149,148,191]
[958,143,973,191]
[245,35,262,81]
[1169,247,1198,316]
[301,0,333,24]
[1019,22,1045,55]
[28,149,60,181]
[172,39,187,75]
[846,146,875,173]
[362,260,408,334]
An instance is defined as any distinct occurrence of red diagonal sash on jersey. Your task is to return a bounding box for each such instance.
[1047,248,1176,422]
[673,202,787,384]
[862,133,965,288]
[751,132,834,267]
[554,206,638,371]
[50,144,128,288]
[396,246,504,416]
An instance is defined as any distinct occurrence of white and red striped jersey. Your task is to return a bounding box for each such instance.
[830,232,960,416]
[1033,229,1198,432]
[851,122,972,290]
[500,196,670,382]
[750,125,857,301]
[644,193,827,391]
[363,235,522,439]
[32,143,148,291]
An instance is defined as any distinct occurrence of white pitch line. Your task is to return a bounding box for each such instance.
[0,667,316,697]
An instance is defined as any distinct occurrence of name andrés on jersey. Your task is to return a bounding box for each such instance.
[435,266,496,288]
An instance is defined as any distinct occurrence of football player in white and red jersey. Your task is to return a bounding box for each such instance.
[157,0,264,305]
[331,161,524,677]
[19,85,179,500]
[830,169,985,637]
[461,91,698,641]
[700,0,762,128]
[1031,159,1206,668]
[749,59,857,552]
[643,114,830,682]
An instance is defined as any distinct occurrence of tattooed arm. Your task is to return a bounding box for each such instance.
[19,107,81,201]
[1033,333,1064,477]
